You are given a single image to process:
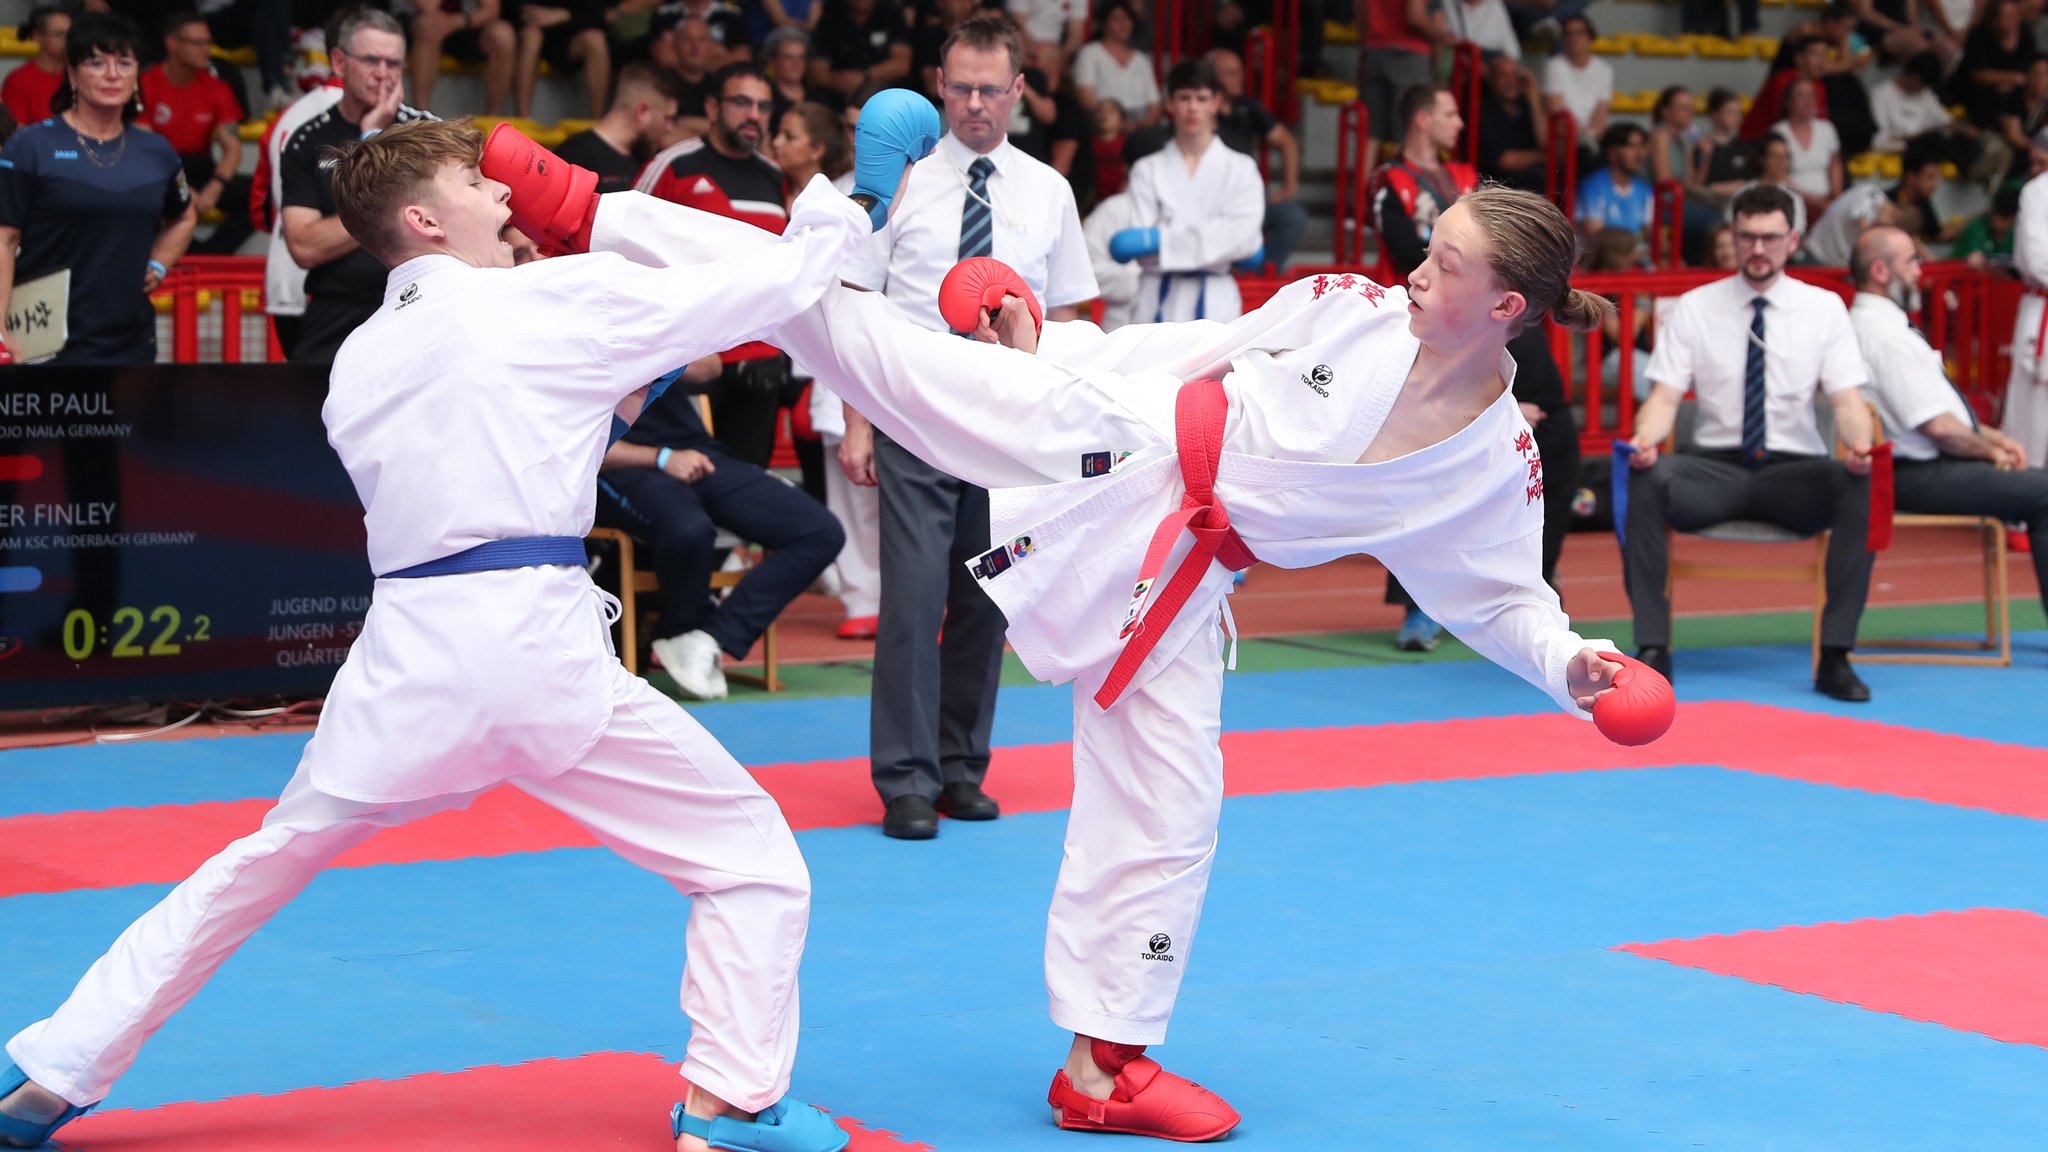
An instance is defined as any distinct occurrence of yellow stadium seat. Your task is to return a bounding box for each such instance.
[1941,161,1960,180]
[0,35,33,58]
[554,118,597,138]
[1590,35,1631,55]
[212,46,258,68]
[1878,153,1903,179]
[1631,34,1694,56]
[1325,21,1359,45]
[1847,152,1880,179]
[1695,36,1756,58]
[1610,90,1657,114]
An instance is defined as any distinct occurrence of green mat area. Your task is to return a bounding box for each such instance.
[648,598,2045,704]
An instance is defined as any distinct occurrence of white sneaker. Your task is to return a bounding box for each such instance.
[652,630,728,700]
[810,564,844,598]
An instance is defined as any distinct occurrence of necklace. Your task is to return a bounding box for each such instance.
[64,113,127,169]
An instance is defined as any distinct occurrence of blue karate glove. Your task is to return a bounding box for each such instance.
[850,89,942,231]
[1233,244,1266,272]
[1109,226,1161,263]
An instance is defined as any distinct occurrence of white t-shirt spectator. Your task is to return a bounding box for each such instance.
[1445,0,1519,60]
[1073,41,1161,121]
[1869,77,1954,152]
[1008,0,1083,46]
[1773,118,1841,199]
[1800,183,1890,265]
[1850,290,1974,461]
[1542,54,1613,135]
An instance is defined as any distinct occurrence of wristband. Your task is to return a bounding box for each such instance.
[146,259,168,280]
[360,127,382,140]
[656,447,674,471]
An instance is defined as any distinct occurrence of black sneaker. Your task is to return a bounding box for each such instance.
[1815,650,1871,702]
[936,781,1000,821]
[881,794,939,839]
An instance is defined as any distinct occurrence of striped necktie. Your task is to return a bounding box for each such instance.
[1741,296,1768,468]
[959,156,995,259]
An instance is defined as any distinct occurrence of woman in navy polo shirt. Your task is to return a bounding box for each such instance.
[0,12,195,365]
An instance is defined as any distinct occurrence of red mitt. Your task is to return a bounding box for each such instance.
[1592,652,1675,747]
[479,122,600,255]
[938,256,1044,337]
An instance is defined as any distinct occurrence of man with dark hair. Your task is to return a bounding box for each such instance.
[1112,57,1263,322]
[647,15,716,144]
[279,5,434,364]
[809,0,913,98]
[1576,120,1651,238]
[1207,47,1305,269]
[1476,49,1548,193]
[1,5,68,126]
[140,10,251,254]
[1851,224,2048,624]
[652,0,748,65]
[1623,182,1878,700]
[841,13,1093,839]
[556,60,681,194]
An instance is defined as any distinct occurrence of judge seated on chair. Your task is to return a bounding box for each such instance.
[1621,183,1879,701]
[1850,225,2048,626]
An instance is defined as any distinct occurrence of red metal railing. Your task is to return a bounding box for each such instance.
[1650,180,1685,269]
[1547,109,1578,220]
[1450,42,1483,168]
[1334,100,1370,266]
[158,256,280,364]
[1245,26,1276,181]
[1273,0,1301,125]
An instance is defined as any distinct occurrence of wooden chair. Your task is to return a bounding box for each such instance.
[583,396,784,690]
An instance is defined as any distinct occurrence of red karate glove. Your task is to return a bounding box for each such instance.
[938,256,1044,337]
[0,337,14,366]
[479,122,599,255]
[1592,652,1675,747]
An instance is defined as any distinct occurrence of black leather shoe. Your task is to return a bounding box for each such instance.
[1815,651,1872,702]
[881,794,938,839]
[935,781,1001,821]
[1635,645,1673,682]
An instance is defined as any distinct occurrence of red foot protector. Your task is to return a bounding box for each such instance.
[937,257,1043,337]
[1047,1040,1240,1143]
[1592,653,1675,747]
[1618,908,2048,1048]
[58,1052,931,1151]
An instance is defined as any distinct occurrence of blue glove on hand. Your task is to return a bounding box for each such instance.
[1109,227,1161,263]
[851,89,942,231]
[1233,244,1266,272]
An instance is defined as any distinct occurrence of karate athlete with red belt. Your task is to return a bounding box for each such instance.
[0,117,890,1152]
[482,98,1675,1144]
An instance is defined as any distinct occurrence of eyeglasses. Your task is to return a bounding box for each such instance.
[942,81,1014,102]
[716,94,766,111]
[171,33,213,47]
[1733,231,1791,249]
[78,55,138,75]
[338,46,404,72]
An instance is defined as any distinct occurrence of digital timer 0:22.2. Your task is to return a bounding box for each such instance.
[62,606,211,660]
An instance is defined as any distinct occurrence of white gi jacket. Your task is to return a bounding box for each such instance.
[1124,137,1265,324]
[2005,171,2048,467]
[313,178,868,802]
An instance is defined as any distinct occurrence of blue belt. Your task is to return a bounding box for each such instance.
[1155,271,1209,324]
[379,535,589,579]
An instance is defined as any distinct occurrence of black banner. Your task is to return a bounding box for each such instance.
[0,365,373,708]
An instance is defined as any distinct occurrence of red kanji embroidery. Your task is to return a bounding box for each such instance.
[1525,479,1545,505]
[1310,275,1332,300]
[1333,274,1358,291]
[1513,430,1534,456]
[1355,280,1385,305]
[1528,459,1543,480]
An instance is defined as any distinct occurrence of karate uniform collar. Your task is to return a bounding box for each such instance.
[938,131,1013,176]
[382,253,469,305]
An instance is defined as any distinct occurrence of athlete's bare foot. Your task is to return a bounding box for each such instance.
[1055,1033,1117,1109]
[675,1083,755,1152]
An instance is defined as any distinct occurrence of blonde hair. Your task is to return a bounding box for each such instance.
[330,117,484,266]
[1457,183,1615,335]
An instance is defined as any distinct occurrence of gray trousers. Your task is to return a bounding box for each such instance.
[1895,456,2048,615]
[1623,449,1874,649]
[870,429,1008,803]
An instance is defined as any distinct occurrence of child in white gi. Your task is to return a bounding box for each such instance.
[0,119,870,1152]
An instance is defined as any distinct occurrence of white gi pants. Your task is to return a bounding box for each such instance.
[820,432,882,619]
[2005,292,2048,470]
[6,662,810,1114]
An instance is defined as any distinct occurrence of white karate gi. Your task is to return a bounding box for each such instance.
[808,378,883,619]
[1124,138,1265,325]
[1083,191,1143,332]
[7,179,870,1114]
[757,266,1614,1043]
[2005,171,2048,469]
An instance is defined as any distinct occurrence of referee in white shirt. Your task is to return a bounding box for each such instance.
[1623,184,1879,701]
[1851,225,2048,618]
[838,13,1097,839]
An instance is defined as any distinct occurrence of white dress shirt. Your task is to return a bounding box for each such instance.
[1646,272,1869,457]
[1851,291,1971,461]
[844,133,1096,332]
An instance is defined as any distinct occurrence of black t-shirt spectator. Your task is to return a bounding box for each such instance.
[1958,23,2040,125]
[673,72,712,122]
[0,118,190,363]
[652,0,748,55]
[813,0,910,75]
[912,18,950,88]
[1010,67,1085,164]
[1216,94,1277,158]
[556,128,642,194]
[1477,93,1540,178]
[623,376,716,453]
[280,102,431,304]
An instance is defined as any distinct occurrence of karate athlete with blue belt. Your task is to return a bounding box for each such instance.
[0,116,895,1152]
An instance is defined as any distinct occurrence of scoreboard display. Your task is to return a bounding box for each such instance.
[0,365,374,708]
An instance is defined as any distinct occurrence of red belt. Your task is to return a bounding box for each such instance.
[1092,379,1258,710]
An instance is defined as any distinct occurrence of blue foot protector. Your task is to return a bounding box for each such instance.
[0,1063,94,1149]
[670,1096,850,1152]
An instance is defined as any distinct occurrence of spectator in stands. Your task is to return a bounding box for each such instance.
[1074,2,1160,128]
[556,61,679,193]
[1476,51,1548,195]
[843,12,1094,838]
[406,0,513,116]
[1683,0,1760,38]
[913,0,975,97]
[1730,131,1809,232]
[1807,2,1877,157]
[1875,49,2011,189]
[512,0,610,119]
[1707,220,1738,268]
[0,104,15,146]
[1850,224,2048,615]
[3,6,69,127]
[256,9,345,361]
[0,11,194,365]
[1089,97,1129,200]
[1853,0,1952,64]
[1358,0,1443,167]
[1208,47,1306,270]
[140,11,250,255]
[809,0,912,99]
[656,0,749,63]
[1802,179,1899,264]
[760,0,824,34]
[1622,183,1877,700]
[1578,122,1652,239]
[1693,87,1752,212]
[1444,0,1520,60]
[1958,0,2038,134]
[1586,225,1653,400]
[1119,58,1263,322]
[280,6,430,365]
[204,0,293,109]
[1997,55,2048,185]
[1888,144,1966,244]
[771,98,848,189]
[1742,32,1830,139]
[763,26,833,129]
[655,15,716,143]
[1956,182,2021,267]
[1647,86,1720,262]
[599,353,845,700]
[1774,77,1843,222]
[1009,0,1084,56]
[1543,14,1612,169]
[1013,38,1087,182]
